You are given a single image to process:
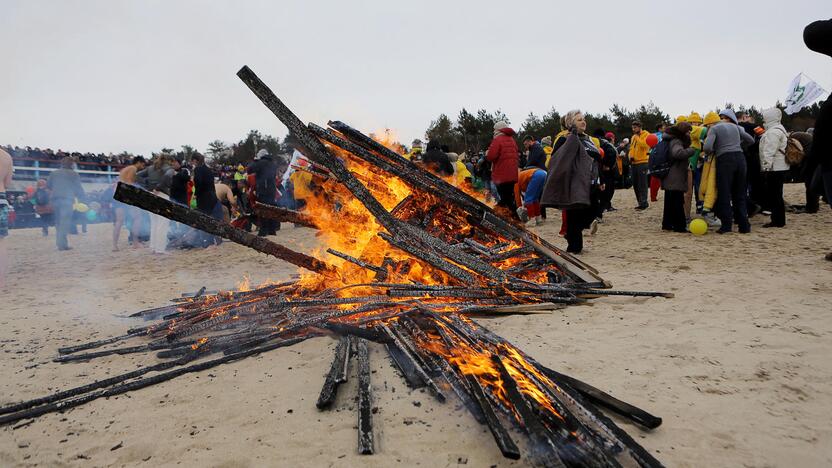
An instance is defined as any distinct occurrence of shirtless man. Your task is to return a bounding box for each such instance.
[0,148,13,288]
[113,156,146,250]
[215,181,237,222]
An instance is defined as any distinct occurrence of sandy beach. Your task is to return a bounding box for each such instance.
[1,184,831,468]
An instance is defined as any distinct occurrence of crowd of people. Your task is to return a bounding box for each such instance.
[2,145,133,169]
[416,106,824,255]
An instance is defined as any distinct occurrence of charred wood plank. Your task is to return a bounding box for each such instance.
[254,203,318,229]
[114,182,334,275]
[386,289,495,299]
[377,232,475,284]
[356,338,374,455]
[57,330,146,355]
[53,345,150,363]
[463,373,521,460]
[536,366,662,430]
[396,317,486,424]
[316,336,352,409]
[379,324,445,402]
[384,342,424,388]
[326,249,387,276]
[491,356,570,468]
[457,303,563,315]
[462,238,497,256]
[489,245,535,263]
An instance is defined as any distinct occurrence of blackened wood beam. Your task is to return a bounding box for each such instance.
[316,336,352,409]
[254,203,318,229]
[114,183,334,275]
[356,339,374,455]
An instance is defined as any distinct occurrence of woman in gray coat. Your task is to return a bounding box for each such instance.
[661,122,695,232]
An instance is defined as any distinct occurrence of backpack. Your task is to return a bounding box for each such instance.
[773,128,805,166]
[784,136,805,166]
[647,139,672,179]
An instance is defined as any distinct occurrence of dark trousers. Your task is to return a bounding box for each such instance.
[804,164,822,212]
[715,152,750,232]
[495,182,519,219]
[599,180,615,214]
[662,190,686,232]
[564,207,592,253]
[631,164,649,207]
[824,166,832,206]
[257,196,279,235]
[40,212,53,235]
[53,198,74,250]
[764,171,786,226]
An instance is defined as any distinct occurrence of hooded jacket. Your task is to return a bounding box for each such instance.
[660,126,695,192]
[486,127,519,183]
[703,121,754,157]
[247,155,278,200]
[759,107,790,172]
[628,130,652,165]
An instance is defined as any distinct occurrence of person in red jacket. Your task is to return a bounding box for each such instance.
[486,121,520,219]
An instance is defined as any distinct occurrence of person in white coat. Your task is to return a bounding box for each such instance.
[758,107,789,227]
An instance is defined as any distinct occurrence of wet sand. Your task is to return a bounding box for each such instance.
[1,184,831,467]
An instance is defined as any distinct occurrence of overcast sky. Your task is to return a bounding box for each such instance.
[1,0,829,156]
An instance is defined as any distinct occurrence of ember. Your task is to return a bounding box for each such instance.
[0,66,672,467]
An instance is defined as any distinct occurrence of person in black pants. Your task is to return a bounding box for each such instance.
[592,129,618,217]
[659,123,695,232]
[564,207,592,253]
[704,109,755,233]
[548,110,599,253]
[758,107,791,227]
[247,149,279,236]
[190,153,222,247]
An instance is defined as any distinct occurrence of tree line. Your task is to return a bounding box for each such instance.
[424,101,823,155]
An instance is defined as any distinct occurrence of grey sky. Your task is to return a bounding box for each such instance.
[1,0,829,156]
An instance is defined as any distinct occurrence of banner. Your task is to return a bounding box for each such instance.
[784,73,827,115]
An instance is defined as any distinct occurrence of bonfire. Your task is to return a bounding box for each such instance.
[0,66,671,468]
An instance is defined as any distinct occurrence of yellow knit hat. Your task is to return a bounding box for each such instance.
[676,115,688,123]
[703,111,720,126]
[688,112,703,124]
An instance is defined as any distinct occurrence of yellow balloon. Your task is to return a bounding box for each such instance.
[689,218,708,236]
[74,202,89,213]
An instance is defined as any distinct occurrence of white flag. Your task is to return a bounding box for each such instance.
[784,73,827,115]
